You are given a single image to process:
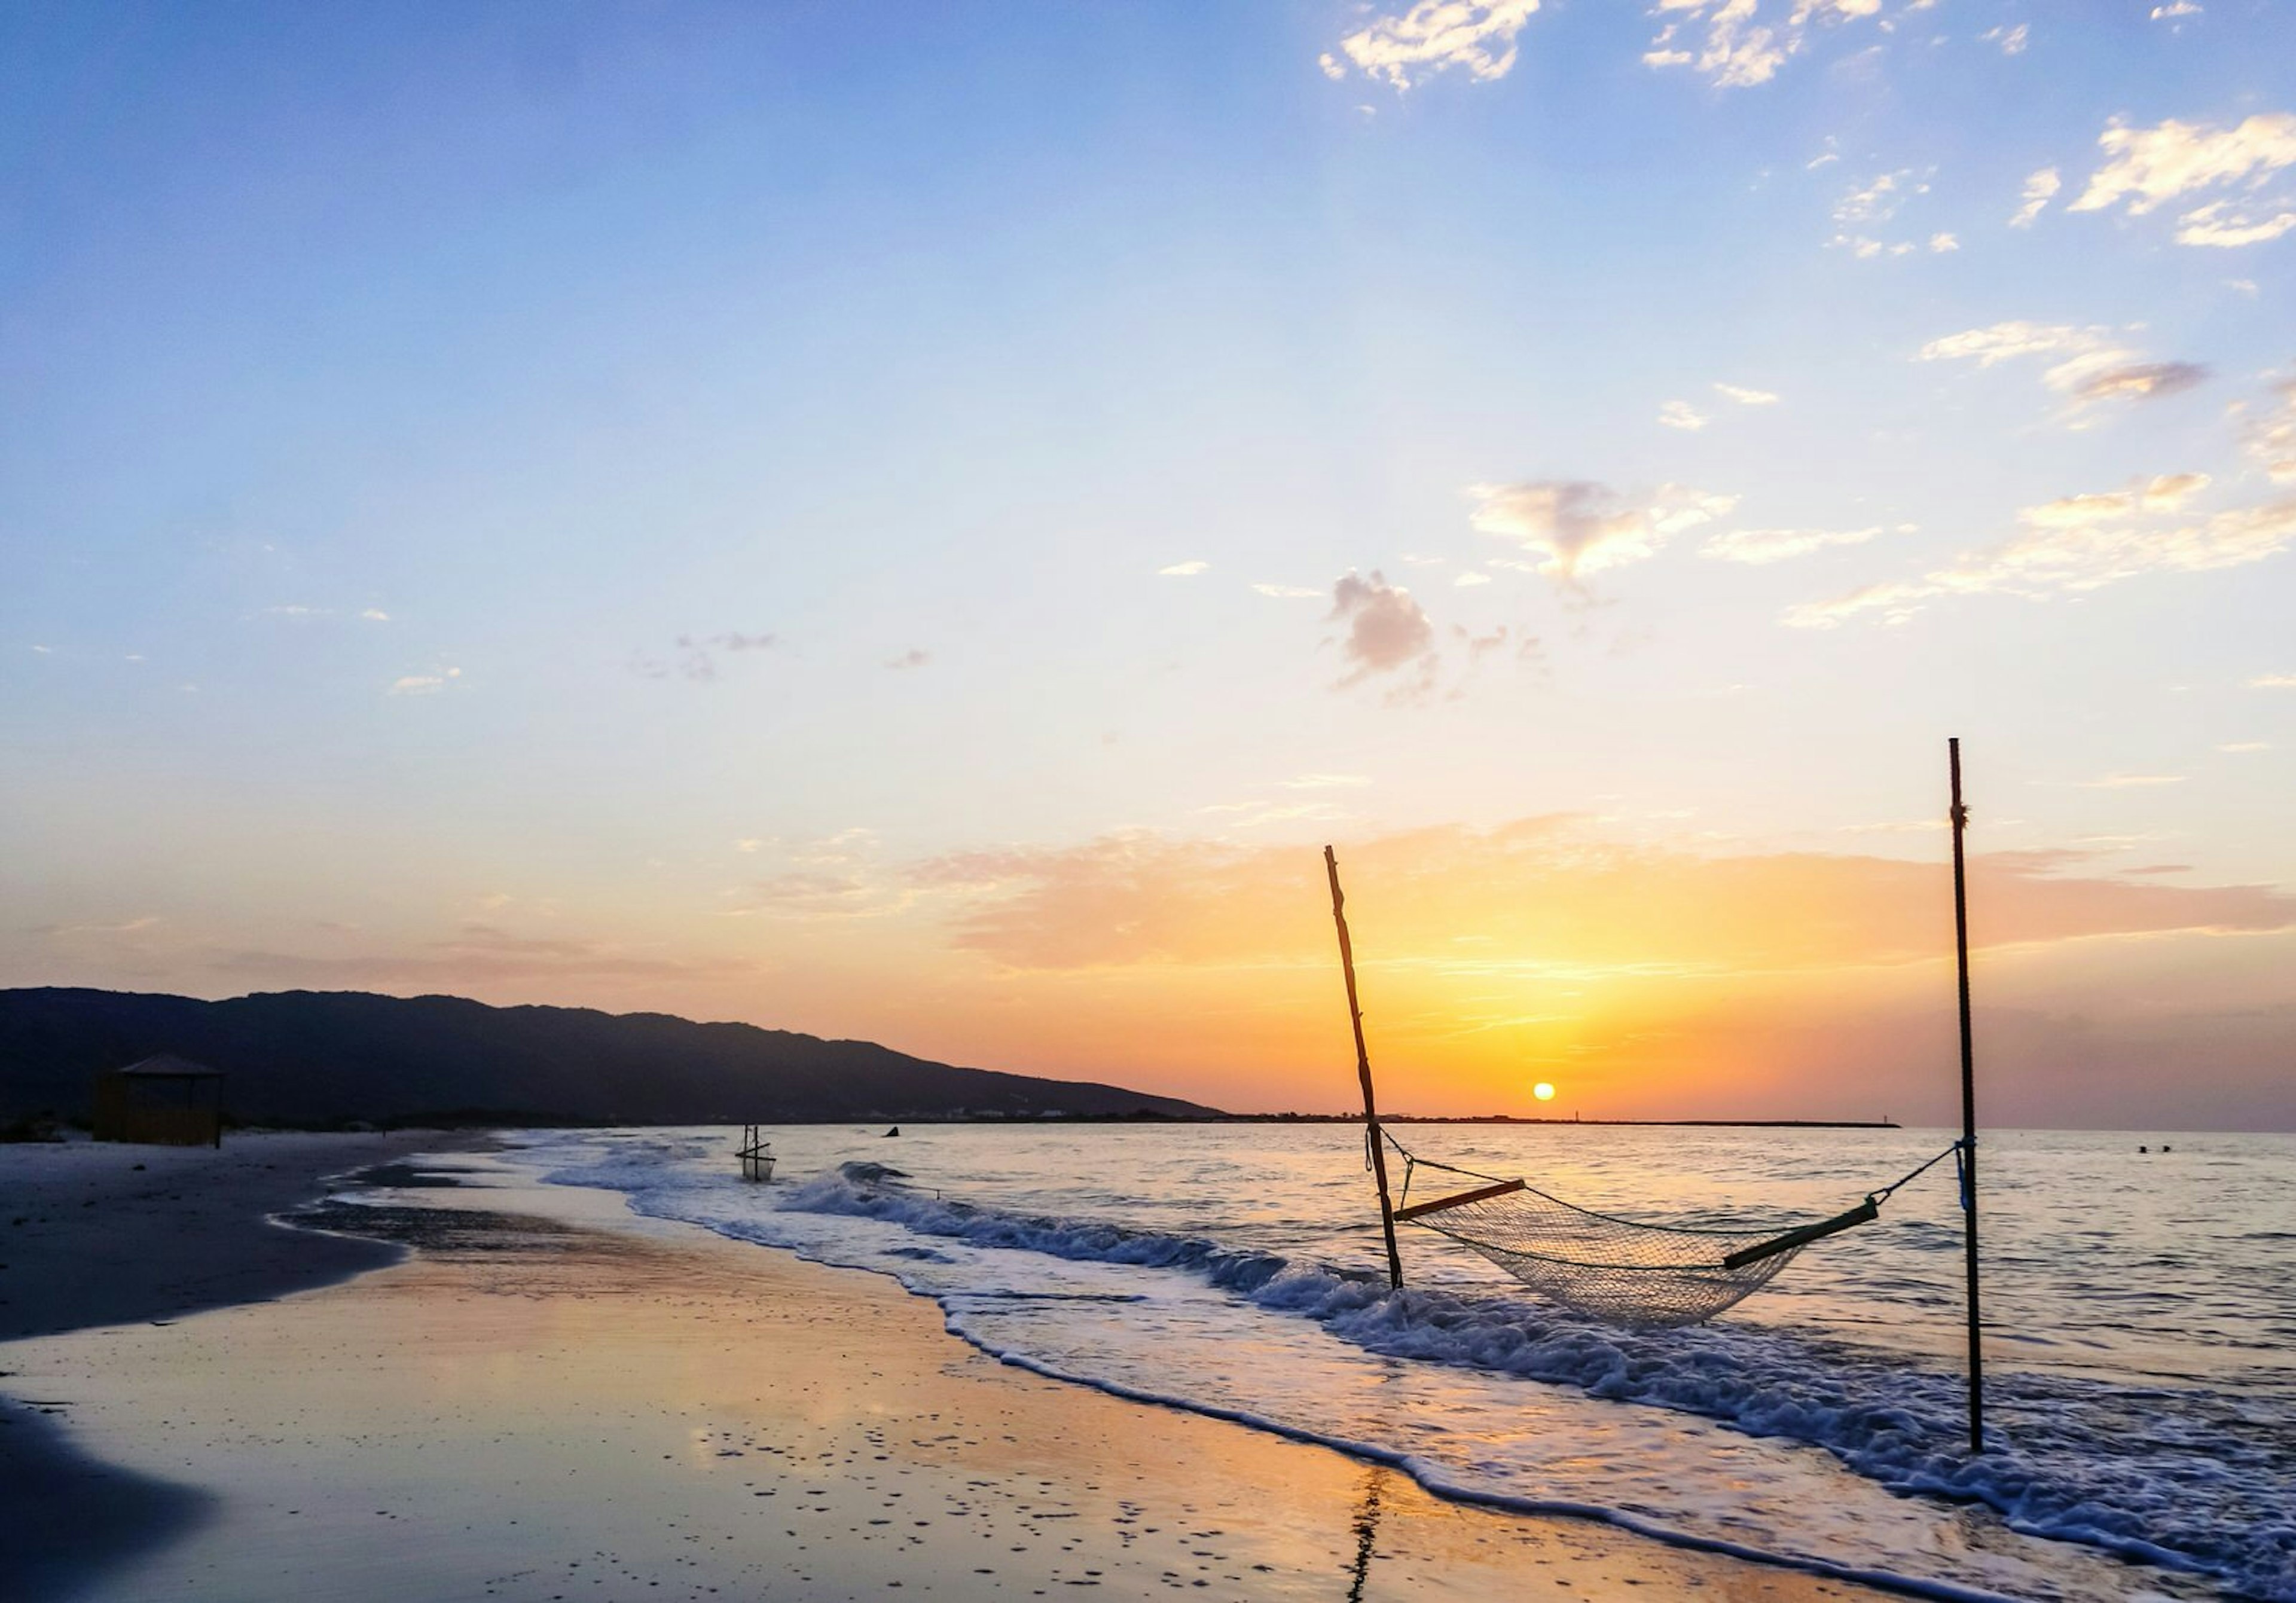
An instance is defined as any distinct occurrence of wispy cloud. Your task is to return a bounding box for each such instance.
[1640,0,1883,91]
[387,668,462,695]
[2010,166,2062,227]
[1979,22,2029,54]
[2240,373,2296,482]
[1158,560,1210,576]
[1916,320,2208,420]
[1321,0,1542,91]
[219,925,755,984]
[1467,480,1735,579]
[1658,399,1709,431]
[2251,673,2296,689]
[360,607,391,622]
[1702,526,1882,564]
[632,631,778,683]
[1277,774,1372,790]
[1251,582,1324,599]
[912,819,2295,973]
[2068,112,2296,248]
[1786,477,2294,627]
[1825,169,1954,259]
[1714,382,1781,406]
[2078,773,2187,789]
[32,914,161,938]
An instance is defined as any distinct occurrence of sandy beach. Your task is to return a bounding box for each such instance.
[0,1133,1906,1602]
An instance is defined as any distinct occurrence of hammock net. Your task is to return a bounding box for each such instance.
[1384,1134,1961,1329]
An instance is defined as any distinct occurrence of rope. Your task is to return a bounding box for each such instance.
[1867,1139,1967,1206]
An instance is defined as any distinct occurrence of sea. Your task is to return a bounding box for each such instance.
[497,1122,2296,1602]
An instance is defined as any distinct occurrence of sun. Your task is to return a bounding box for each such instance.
[1532,1082,1556,1102]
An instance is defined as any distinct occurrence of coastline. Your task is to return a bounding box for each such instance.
[0,1133,1904,1602]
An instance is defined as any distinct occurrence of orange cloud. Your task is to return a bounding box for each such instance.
[915,822,2291,975]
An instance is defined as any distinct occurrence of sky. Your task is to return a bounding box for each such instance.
[4,1,2294,1129]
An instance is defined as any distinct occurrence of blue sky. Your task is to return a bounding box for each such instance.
[5,2,2293,1122]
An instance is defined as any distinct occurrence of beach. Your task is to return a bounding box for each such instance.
[0,1133,1897,1602]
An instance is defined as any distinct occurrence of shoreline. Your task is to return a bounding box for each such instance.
[1,1133,1904,1602]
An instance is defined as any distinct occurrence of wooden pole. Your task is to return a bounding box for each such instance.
[1326,845,1405,1291]
[1949,737,1985,1455]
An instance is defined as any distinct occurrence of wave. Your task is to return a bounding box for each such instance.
[778,1164,2292,1601]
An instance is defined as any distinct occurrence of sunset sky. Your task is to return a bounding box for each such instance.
[6,3,2293,1128]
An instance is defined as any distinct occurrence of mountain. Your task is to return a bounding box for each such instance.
[0,988,1222,1126]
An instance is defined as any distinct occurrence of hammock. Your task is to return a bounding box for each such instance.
[1380,1131,1964,1329]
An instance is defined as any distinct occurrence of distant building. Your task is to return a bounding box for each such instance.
[92,1055,224,1147]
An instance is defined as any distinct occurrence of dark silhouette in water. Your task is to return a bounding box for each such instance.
[885,1125,900,1137]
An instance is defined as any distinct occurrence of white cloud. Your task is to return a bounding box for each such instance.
[2010,166,2062,227]
[1929,231,1960,252]
[2068,114,2296,248]
[2243,375,2296,482]
[1251,582,1325,599]
[359,607,391,622]
[1327,0,1542,91]
[2173,201,2296,246]
[1642,0,1799,89]
[1467,480,1736,578]
[1701,525,1883,564]
[2252,673,2296,689]
[388,668,460,695]
[2151,1,2202,15]
[1454,570,1493,586]
[1916,320,2207,417]
[1785,478,2293,627]
[1158,560,1210,576]
[1277,774,1372,790]
[1658,399,1710,430]
[1827,169,1940,258]
[1833,235,1916,259]
[1836,169,1923,225]
[1980,22,2029,54]
[1714,382,1781,405]
[2073,114,2296,215]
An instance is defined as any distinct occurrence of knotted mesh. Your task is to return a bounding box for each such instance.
[1382,1137,1956,1329]
[1407,1184,1808,1328]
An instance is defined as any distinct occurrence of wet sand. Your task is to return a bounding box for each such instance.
[1,1138,1898,1601]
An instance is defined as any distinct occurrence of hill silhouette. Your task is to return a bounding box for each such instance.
[0,988,1220,1126]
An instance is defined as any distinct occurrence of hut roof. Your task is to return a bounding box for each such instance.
[115,1054,224,1079]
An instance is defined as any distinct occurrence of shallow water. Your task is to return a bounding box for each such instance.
[509,1122,2296,1601]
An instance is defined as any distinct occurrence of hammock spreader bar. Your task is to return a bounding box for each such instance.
[1393,1178,1526,1222]
[1720,1196,1879,1270]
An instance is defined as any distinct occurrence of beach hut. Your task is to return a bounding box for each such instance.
[92,1055,225,1147]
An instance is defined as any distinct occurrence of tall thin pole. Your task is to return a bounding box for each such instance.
[1949,738,1985,1454]
[1326,845,1405,1290]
